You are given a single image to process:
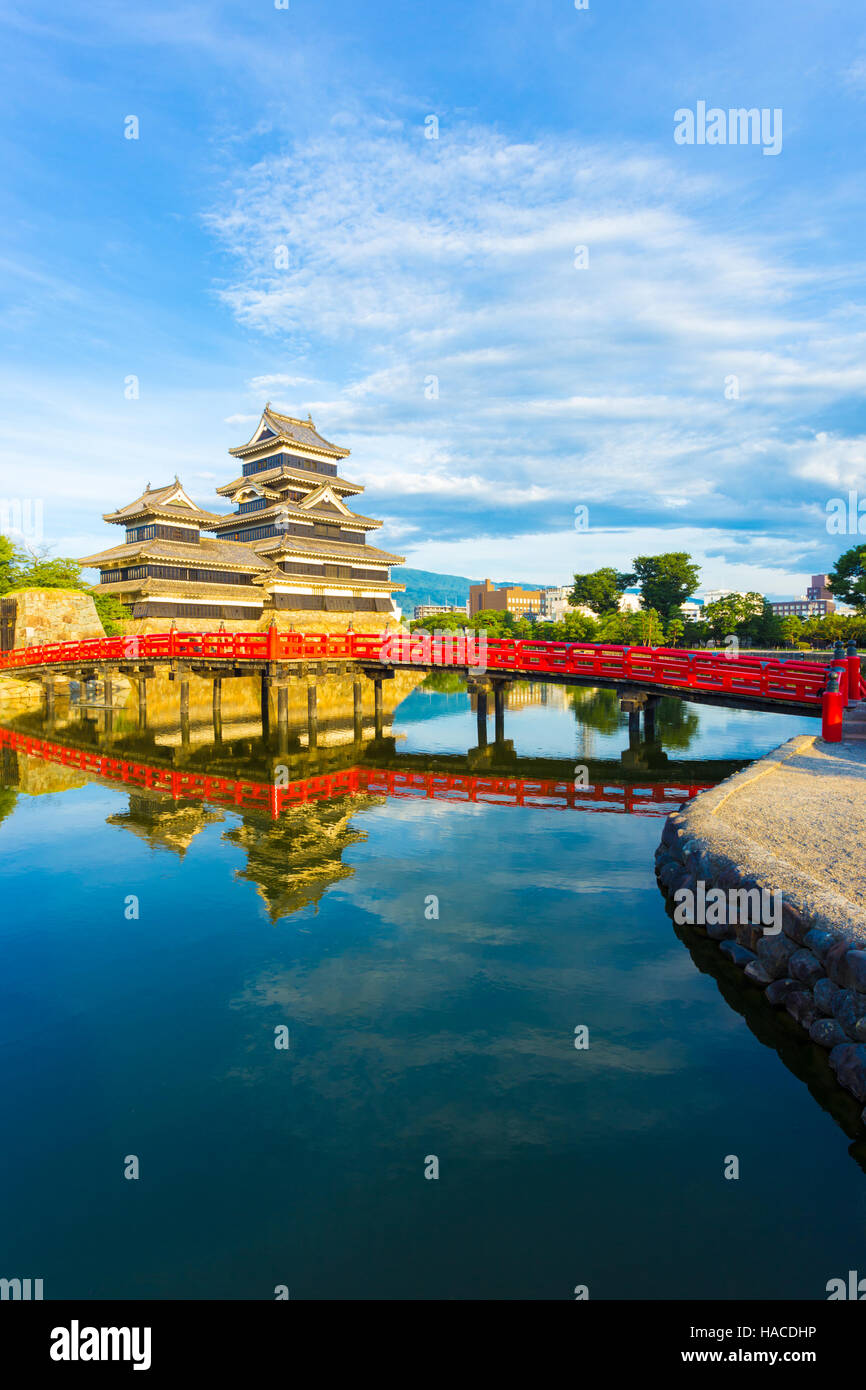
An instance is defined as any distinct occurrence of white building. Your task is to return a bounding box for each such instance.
[618,587,642,613]
[680,598,704,622]
[539,586,596,621]
[413,602,469,620]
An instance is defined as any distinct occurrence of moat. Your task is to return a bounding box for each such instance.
[1,677,863,1300]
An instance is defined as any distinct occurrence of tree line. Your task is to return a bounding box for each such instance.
[410,543,866,650]
[0,537,128,635]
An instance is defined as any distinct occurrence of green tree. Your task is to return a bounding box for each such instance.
[665,617,685,648]
[827,545,866,610]
[90,593,129,637]
[742,599,782,649]
[0,535,22,595]
[10,549,83,589]
[599,606,664,646]
[632,553,701,619]
[569,567,634,616]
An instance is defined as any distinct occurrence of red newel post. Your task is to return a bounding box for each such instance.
[267,618,279,661]
[847,639,861,702]
[822,668,845,742]
[168,622,178,659]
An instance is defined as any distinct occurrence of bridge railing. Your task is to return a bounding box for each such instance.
[0,726,710,818]
[0,628,833,706]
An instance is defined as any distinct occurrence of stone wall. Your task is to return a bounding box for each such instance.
[6,589,105,646]
[117,610,400,638]
[655,738,866,1119]
[0,676,43,712]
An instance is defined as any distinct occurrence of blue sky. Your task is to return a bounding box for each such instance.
[1,0,865,597]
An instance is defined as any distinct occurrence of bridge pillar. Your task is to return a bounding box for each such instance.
[260,674,270,738]
[353,678,363,741]
[644,694,660,744]
[307,680,318,749]
[212,677,222,742]
[173,665,189,746]
[374,677,384,739]
[475,688,489,748]
[43,674,56,718]
[137,676,149,731]
[493,681,508,743]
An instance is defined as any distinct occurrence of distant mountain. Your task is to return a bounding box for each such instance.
[393,567,547,617]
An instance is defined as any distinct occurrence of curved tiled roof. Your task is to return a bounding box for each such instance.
[229,406,349,459]
[103,481,224,526]
[79,536,276,571]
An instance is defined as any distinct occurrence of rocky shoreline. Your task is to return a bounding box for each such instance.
[655,734,866,1120]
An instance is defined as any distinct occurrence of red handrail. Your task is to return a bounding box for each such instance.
[0,630,833,706]
[0,726,709,818]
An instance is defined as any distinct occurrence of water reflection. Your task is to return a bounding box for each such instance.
[0,682,747,930]
[0,678,858,1299]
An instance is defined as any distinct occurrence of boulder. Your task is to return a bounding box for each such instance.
[829,1044,866,1103]
[810,1019,850,1049]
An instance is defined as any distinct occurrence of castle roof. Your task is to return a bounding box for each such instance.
[217,463,362,498]
[209,490,382,533]
[229,405,349,461]
[103,481,224,527]
[79,536,276,571]
[93,576,266,604]
[252,534,405,566]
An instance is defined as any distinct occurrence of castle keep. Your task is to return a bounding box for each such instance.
[81,406,405,629]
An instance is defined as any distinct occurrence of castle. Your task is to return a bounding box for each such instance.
[81,405,405,630]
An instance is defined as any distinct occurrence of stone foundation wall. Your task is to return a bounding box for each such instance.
[0,676,44,712]
[116,611,400,638]
[655,739,866,1119]
[6,589,105,646]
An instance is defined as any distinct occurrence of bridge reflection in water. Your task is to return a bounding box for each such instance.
[0,680,747,923]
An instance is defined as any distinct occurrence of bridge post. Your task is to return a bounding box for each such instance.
[43,674,56,723]
[644,694,660,744]
[847,640,861,702]
[137,676,149,731]
[307,679,318,749]
[174,665,189,746]
[822,668,844,742]
[493,681,507,743]
[353,677,363,741]
[212,676,222,740]
[475,687,489,748]
[374,677,384,738]
[276,681,290,752]
[260,674,270,738]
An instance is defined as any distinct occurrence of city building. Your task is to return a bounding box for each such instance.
[679,598,704,622]
[770,575,837,619]
[701,588,739,606]
[82,406,405,628]
[770,598,835,619]
[537,586,596,621]
[413,603,469,620]
[469,579,542,618]
[807,573,836,605]
[618,587,642,613]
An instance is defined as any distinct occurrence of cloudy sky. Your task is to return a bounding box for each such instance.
[1,0,864,596]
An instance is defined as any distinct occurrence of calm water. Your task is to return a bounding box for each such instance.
[1,680,863,1300]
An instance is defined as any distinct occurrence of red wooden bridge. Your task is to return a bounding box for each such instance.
[0,726,710,819]
[0,628,846,714]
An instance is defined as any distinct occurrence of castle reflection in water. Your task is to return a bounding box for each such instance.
[0,672,737,925]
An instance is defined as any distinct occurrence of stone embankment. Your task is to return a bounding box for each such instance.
[655,726,866,1116]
